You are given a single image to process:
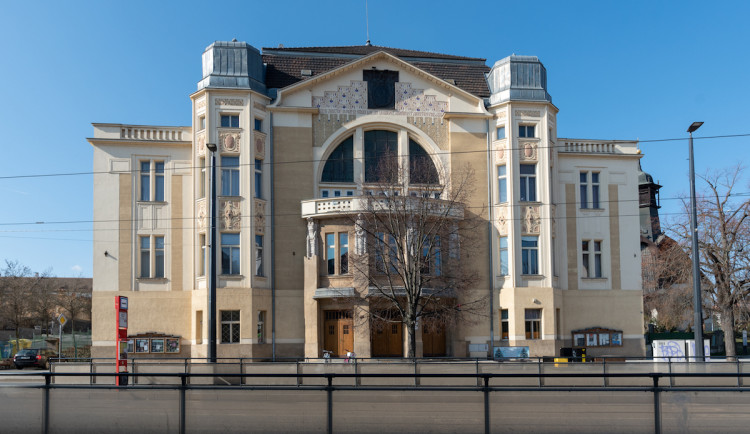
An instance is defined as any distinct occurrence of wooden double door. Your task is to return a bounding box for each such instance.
[371,322,403,357]
[323,310,353,357]
[422,323,446,357]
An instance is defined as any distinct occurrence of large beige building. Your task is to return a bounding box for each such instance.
[89,41,645,359]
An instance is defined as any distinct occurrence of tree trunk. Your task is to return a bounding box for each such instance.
[721,309,736,358]
[405,318,417,358]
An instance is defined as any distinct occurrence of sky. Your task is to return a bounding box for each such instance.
[0,0,748,277]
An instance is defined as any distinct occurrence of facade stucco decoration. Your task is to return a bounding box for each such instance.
[313,113,356,148]
[219,131,241,154]
[196,132,206,156]
[196,98,206,111]
[495,144,507,163]
[520,142,538,161]
[355,214,366,255]
[312,80,368,111]
[515,110,541,118]
[253,101,266,112]
[306,218,319,258]
[449,223,460,259]
[407,116,448,150]
[197,200,207,230]
[522,205,541,234]
[254,131,266,159]
[215,98,244,106]
[395,82,448,114]
[496,206,510,235]
[221,200,241,230]
[254,199,265,234]
[548,112,555,126]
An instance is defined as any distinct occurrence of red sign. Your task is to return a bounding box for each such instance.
[115,296,128,386]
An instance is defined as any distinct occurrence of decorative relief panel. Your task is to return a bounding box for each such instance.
[496,111,506,119]
[219,131,241,154]
[548,112,555,126]
[522,205,541,234]
[254,131,266,159]
[313,114,355,148]
[253,101,266,112]
[515,110,541,118]
[495,142,507,163]
[196,98,206,111]
[519,142,538,161]
[395,83,448,114]
[221,200,241,231]
[407,116,447,150]
[355,214,366,255]
[306,218,319,258]
[312,80,367,111]
[215,98,244,106]
[254,200,266,234]
[496,206,510,235]
[197,200,207,230]
[196,131,206,156]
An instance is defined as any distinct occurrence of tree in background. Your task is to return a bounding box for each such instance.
[29,270,58,336]
[58,276,92,358]
[0,260,34,348]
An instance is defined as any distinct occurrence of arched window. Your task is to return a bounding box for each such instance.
[364,130,398,182]
[409,139,439,184]
[321,137,353,183]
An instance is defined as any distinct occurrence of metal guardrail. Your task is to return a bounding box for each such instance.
[5,367,750,434]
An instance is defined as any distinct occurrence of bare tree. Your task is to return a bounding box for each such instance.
[643,237,697,331]
[0,260,34,347]
[29,269,58,336]
[665,165,750,356]
[58,276,92,357]
[349,153,484,357]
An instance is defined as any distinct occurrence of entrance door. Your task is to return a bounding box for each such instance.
[371,322,403,357]
[422,323,446,357]
[323,310,353,357]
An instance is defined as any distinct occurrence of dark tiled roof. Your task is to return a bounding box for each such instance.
[262,46,490,98]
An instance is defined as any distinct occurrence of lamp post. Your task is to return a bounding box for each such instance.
[687,121,704,361]
[206,142,218,363]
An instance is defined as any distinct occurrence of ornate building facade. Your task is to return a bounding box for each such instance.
[89,41,645,359]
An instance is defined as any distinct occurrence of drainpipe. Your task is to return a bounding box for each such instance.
[486,119,495,357]
[270,112,276,361]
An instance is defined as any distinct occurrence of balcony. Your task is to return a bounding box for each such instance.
[558,139,639,155]
[301,196,464,219]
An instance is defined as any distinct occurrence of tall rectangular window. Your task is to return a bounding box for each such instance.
[499,236,509,276]
[420,236,440,276]
[501,309,509,340]
[592,172,600,208]
[497,165,508,203]
[199,157,206,198]
[220,115,239,128]
[254,159,263,199]
[140,162,150,201]
[496,126,506,140]
[199,233,206,276]
[220,310,240,343]
[525,309,541,340]
[519,125,535,138]
[257,311,266,344]
[519,164,536,202]
[221,156,240,196]
[582,240,603,278]
[580,172,588,209]
[254,118,262,131]
[199,116,206,130]
[221,233,240,275]
[521,236,539,275]
[154,162,164,202]
[580,171,601,209]
[255,235,264,277]
[339,233,349,274]
[154,236,164,278]
[326,233,336,275]
[140,236,150,278]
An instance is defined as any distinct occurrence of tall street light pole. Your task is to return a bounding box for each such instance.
[206,142,218,363]
[687,121,704,361]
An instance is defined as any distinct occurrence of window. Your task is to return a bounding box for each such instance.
[364,130,398,182]
[375,232,398,273]
[321,137,354,183]
[496,126,506,140]
[255,235,264,277]
[582,240,603,278]
[199,233,206,277]
[221,233,240,275]
[199,116,206,131]
[199,157,206,198]
[254,118,262,131]
[363,69,398,109]
[499,236,509,276]
[140,160,165,202]
[525,309,541,340]
[326,233,335,275]
[220,310,240,343]
[519,125,535,138]
[220,114,239,128]
[325,232,349,275]
[420,236,441,276]
[257,311,266,344]
[501,309,509,340]
[497,165,507,203]
[340,233,349,274]
[221,156,240,196]
[409,139,439,184]
[254,159,263,199]
[580,171,601,209]
[521,236,539,275]
[140,235,165,278]
[519,164,536,201]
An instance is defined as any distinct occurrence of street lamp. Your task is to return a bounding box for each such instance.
[687,122,704,361]
[206,142,218,363]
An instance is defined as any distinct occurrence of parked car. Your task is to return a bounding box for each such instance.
[12,348,57,370]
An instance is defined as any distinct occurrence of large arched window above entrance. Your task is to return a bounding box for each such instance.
[364,130,398,183]
[321,136,354,183]
[409,139,439,184]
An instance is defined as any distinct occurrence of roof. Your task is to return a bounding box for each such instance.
[262,45,491,98]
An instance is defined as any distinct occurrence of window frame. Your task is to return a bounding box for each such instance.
[255,235,264,277]
[139,235,165,279]
[496,126,506,140]
[519,164,537,202]
[497,165,508,203]
[521,236,539,275]
[220,310,240,344]
[254,159,263,199]
[525,309,542,340]
[220,156,240,196]
[500,309,509,340]
[518,125,536,138]
[582,239,603,278]
[198,233,206,277]
[139,160,166,202]
[220,114,240,128]
[580,170,601,209]
[221,233,241,275]
[499,236,509,276]
[324,231,350,275]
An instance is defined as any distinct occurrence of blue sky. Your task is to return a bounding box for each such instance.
[1,1,748,277]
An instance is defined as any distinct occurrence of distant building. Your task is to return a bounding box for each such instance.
[88,41,645,359]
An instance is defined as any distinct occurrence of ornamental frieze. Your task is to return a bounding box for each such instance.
[196,99,206,110]
[221,200,241,231]
[219,131,241,153]
[395,82,448,114]
[522,205,541,234]
[515,110,541,118]
[215,98,244,106]
[253,102,266,112]
[254,200,266,234]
